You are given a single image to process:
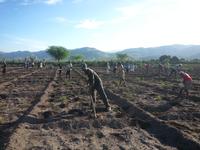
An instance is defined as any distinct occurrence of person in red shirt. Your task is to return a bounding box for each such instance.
[178,71,192,98]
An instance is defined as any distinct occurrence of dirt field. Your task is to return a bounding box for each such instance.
[0,65,200,150]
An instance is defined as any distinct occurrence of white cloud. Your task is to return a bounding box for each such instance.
[19,0,62,5]
[55,17,67,23]
[45,0,62,5]
[72,0,83,4]
[20,0,41,5]
[75,19,104,29]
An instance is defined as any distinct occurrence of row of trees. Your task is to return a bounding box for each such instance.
[47,46,131,62]
[46,46,199,64]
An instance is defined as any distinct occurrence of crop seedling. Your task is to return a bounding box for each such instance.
[155,95,162,101]
[58,96,68,102]
[0,116,4,124]
[64,80,69,85]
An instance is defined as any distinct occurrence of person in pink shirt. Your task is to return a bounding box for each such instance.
[178,71,192,98]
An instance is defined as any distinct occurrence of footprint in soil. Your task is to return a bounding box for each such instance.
[0,93,8,99]
[115,112,125,118]
[29,146,44,150]
[96,130,105,138]
[42,111,54,119]
[72,96,80,101]
[111,129,132,143]
[68,109,85,116]
[70,137,81,144]
[59,103,66,108]
[108,119,125,129]
[136,119,151,129]
[101,144,109,150]
[92,119,103,128]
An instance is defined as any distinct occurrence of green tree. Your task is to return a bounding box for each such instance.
[71,55,84,62]
[159,55,171,63]
[116,53,129,62]
[170,56,179,64]
[47,46,69,62]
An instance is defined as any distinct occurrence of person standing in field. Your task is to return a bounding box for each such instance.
[2,61,7,74]
[169,64,182,79]
[164,62,170,75]
[66,61,73,79]
[58,64,62,76]
[82,64,111,112]
[144,63,150,74]
[158,63,164,76]
[113,63,117,73]
[117,63,126,87]
[106,62,110,74]
[178,71,192,98]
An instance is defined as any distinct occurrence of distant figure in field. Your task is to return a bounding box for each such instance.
[106,62,110,74]
[158,63,164,76]
[31,61,35,68]
[37,61,43,69]
[144,63,150,74]
[169,64,182,79]
[113,63,117,73]
[58,64,62,76]
[164,62,170,74]
[130,64,135,72]
[125,63,130,73]
[82,64,111,116]
[24,58,28,69]
[43,59,46,67]
[66,61,73,79]
[2,61,7,74]
[178,71,192,98]
[117,63,126,87]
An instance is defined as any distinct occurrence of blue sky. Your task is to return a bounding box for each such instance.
[0,0,200,52]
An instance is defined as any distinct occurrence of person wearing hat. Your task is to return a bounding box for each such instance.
[178,71,192,98]
[82,64,111,112]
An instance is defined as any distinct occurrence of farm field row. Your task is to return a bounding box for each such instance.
[97,67,200,145]
[0,66,199,149]
[0,68,56,149]
[3,69,175,150]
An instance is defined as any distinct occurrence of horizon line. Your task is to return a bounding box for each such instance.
[0,44,199,53]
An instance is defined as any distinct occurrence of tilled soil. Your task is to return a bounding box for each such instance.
[5,69,175,150]
[1,66,200,150]
[98,68,200,146]
[0,67,35,84]
[0,68,56,149]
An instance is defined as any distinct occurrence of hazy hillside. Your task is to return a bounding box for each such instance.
[0,45,200,60]
[0,47,112,61]
[69,47,112,60]
[119,45,200,59]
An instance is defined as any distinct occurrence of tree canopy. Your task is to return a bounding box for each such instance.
[70,55,84,62]
[159,55,180,64]
[116,53,129,62]
[47,46,69,62]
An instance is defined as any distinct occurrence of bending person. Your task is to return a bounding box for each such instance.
[82,64,111,112]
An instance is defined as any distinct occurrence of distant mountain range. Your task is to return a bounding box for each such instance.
[0,45,200,60]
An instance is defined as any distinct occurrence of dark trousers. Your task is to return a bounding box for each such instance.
[90,83,110,108]
[2,68,6,74]
[66,70,71,79]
